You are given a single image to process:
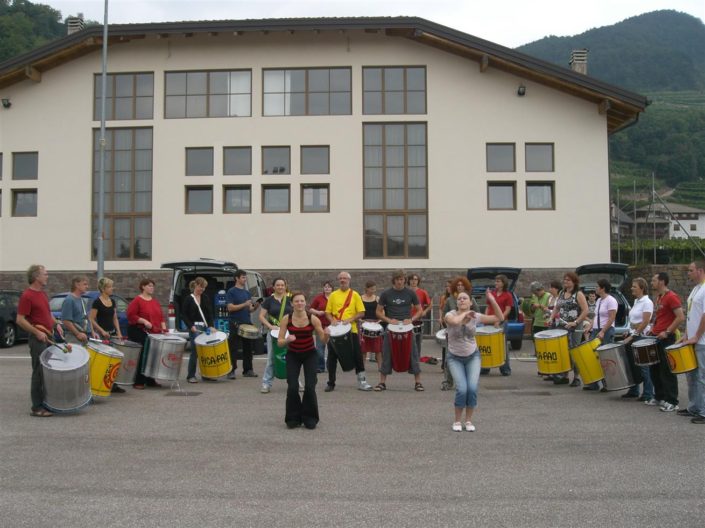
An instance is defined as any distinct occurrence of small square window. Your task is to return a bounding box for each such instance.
[673,224,681,231]
[224,185,251,214]
[301,146,330,174]
[223,147,252,175]
[486,144,515,172]
[262,185,290,213]
[13,152,38,180]
[262,147,290,175]
[691,224,697,231]
[525,143,554,172]
[12,189,38,216]
[487,182,516,210]
[526,182,555,210]
[186,148,213,176]
[185,186,213,214]
[301,184,329,213]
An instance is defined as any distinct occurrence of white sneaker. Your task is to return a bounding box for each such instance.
[260,385,270,393]
[644,398,664,406]
[452,422,462,432]
[357,373,373,391]
[660,402,679,412]
[465,421,476,432]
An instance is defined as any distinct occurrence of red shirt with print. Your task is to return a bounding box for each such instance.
[650,290,681,335]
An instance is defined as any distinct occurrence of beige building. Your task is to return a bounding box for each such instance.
[0,17,646,273]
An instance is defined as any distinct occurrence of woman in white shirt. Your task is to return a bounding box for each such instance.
[621,277,654,400]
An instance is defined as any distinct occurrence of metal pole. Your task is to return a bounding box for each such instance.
[633,180,637,264]
[652,172,656,264]
[97,0,109,278]
[616,188,621,263]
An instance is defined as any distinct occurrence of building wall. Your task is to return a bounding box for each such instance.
[670,214,705,239]
[0,30,610,272]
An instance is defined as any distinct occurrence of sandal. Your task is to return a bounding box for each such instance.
[373,383,386,392]
[30,407,53,417]
[415,382,425,392]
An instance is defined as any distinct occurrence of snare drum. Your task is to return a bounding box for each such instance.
[360,321,383,354]
[533,329,571,375]
[388,323,414,373]
[195,331,232,379]
[142,334,187,381]
[270,328,288,379]
[110,339,142,386]
[475,326,505,369]
[632,338,660,366]
[329,323,356,371]
[569,338,603,385]
[87,341,124,397]
[598,342,635,391]
[435,328,448,346]
[666,342,698,374]
[40,344,92,413]
[237,323,260,340]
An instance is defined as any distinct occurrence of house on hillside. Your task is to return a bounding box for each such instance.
[634,202,705,239]
[610,202,634,238]
[0,16,647,275]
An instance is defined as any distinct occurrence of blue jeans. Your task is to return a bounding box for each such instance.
[686,344,705,417]
[446,351,481,409]
[262,332,276,387]
[315,335,327,372]
[639,366,654,399]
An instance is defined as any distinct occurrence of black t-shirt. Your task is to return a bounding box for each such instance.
[378,287,419,320]
[92,297,116,333]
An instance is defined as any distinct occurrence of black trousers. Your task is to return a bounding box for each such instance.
[327,333,364,387]
[228,322,254,373]
[29,334,49,408]
[127,326,156,385]
[285,349,319,427]
[650,335,679,405]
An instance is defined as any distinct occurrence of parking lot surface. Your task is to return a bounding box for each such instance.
[0,339,703,527]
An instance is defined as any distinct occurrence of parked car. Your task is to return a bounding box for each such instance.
[466,267,526,350]
[575,263,631,338]
[161,258,267,332]
[0,290,30,348]
[49,291,129,336]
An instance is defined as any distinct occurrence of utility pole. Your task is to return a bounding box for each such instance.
[97,0,109,278]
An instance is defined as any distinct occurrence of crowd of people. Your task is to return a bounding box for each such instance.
[14,261,705,430]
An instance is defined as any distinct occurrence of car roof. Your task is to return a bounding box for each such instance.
[467,267,522,291]
[161,258,238,273]
[575,263,629,289]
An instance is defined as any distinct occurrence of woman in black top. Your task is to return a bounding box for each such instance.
[89,277,125,393]
[181,277,214,383]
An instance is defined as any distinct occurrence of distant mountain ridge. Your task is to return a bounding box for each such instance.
[516,10,705,92]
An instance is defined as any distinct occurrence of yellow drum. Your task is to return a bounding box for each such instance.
[476,326,506,369]
[534,329,570,375]
[666,343,698,374]
[87,341,124,397]
[194,331,232,379]
[570,338,603,385]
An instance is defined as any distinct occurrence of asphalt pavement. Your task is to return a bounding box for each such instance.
[0,338,703,528]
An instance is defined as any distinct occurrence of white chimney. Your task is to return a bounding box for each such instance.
[569,49,589,75]
[67,14,85,35]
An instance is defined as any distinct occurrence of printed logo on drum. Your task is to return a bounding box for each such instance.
[600,359,617,375]
[536,351,558,362]
[161,353,181,368]
[103,363,120,389]
[124,359,137,370]
[667,353,676,371]
[200,352,229,367]
[478,345,492,357]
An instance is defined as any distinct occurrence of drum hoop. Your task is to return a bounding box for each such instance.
[328,323,352,337]
[632,338,657,348]
[388,324,414,334]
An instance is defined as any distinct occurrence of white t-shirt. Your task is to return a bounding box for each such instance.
[594,294,618,330]
[629,295,654,336]
[686,282,705,345]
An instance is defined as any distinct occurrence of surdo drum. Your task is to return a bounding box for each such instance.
[665,342,698,374]
[597,342,635,391]
[87,341,124,397]
[40,344,92,413]
[569,338,603,385]
[110,338,142,386]
[328,323,356,372]
[141,334,187,381]
[475,326,505,369]
[388,323,414,373]
[533,329,571,375]
[194,331,232,379]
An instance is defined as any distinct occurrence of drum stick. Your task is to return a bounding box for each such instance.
[35,324,72,353]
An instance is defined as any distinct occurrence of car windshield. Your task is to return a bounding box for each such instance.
[577,272,625,290]
[50,295,91,312]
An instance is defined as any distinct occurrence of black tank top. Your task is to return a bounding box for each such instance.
[362,299,377,320]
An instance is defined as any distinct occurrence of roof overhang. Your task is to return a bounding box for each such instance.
[0,16,647,133]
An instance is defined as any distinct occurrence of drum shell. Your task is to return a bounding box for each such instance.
[360,322,383,339]
[87,342,124,397]
[476,327,505,369]
[331,332,356,372]
[388,328,413,373]
[40,345,92,413]
[270,329,288,380]
[632,338,660,366]
[534,329,571,375]
[569,338,603,385]
[110,339,142,386]
[142,334,186,381]
[237,324,260,340]
[435,328,447,346]
[195,331,232,379]
[666,343,698,374]
[598,343,635,391]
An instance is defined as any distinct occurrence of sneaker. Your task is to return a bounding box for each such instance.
[621,391,639,398]
[242,370,258,378]
[637,395,650,402]
[691,416,705,424]
[260,385,270,393]
[569,378,582,387]
[452,422,463,432]
[357,373,373,391]
[227,370,236,380]
[187,377,198,384]
[644,398,664,406]
[465,421,476,432]
[553,377,569,385]
[677,409,695,417]
[111,384,126,393]
[660,402,679,412]
[324,384,334,392]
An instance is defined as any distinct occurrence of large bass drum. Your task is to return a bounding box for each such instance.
[141,334,187,381]
[40,344,92,413]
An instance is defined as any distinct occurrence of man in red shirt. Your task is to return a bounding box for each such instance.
[16,264,64,417]
[481,274,513,376]
[648,272,685,411]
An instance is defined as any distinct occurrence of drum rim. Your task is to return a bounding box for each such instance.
[87,342,124,358]
[388,323,414,333]
[361,321,383,331]
[194,330,227,344]
[40,346,90,369]
[328,323,352,336]
[632,338,658,347]
[476,326,503,335]
[534,329,568,338]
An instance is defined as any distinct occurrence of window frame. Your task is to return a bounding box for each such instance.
[185,147,214,176]
[300,146,330,175]
[487,181,517,210]
[362,66,427,115]
[525,142,555,172]
[223,185,252,214]
[526,181,555,211]
[301,183,330,213]
[12,151,39,180]
[93,72,154,121]
[262,184,291,213]
[262,67,352,116]
[185,185,214,214]
[261,146,291,175]
[12,188,38,217]
[223,146,252,176]
[164,69,252,119]
[486,143,516,172]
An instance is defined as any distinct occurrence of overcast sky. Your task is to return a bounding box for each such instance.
[43,0,705,48]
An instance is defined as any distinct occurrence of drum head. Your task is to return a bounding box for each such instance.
[110,338,141,348]
[149,333,186,344]
[388,323,414,334]
[40,345,89,370]
[596,342,623,351]
[328,323,352,337]
[435,329,447,340]
[270,328,289,339]
[361,322,382,332]
[476,326,502,336]
[87,341,124,359]
[535,329,568,338]
[194,331,227,345]
[632,338,657,348]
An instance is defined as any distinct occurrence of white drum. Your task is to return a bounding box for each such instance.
[328,322,352,337]
[360,321,383,339]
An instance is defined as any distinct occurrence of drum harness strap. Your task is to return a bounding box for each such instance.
[337,289,354,321]
[191,294,208,332]
[268,296,288,326]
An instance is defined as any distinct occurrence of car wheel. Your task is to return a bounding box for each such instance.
[510,339,522,351]
[1,323,17,348]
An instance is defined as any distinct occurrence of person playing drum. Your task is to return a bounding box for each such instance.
[583,278,617,391]
[308,280,333,373]
[683,260,705,424]
[126,278,166,390]
[446,290,503,432]
[480,274,513,377]
[226,269,260,380]
[278,292,329,429]
[620,278,654,401]
[549,272,588,386]
[374,269,424,392]
[16,264,64,417]
[259,278,293,393]
[182,277,216,383]
[324,271,373,392]
[61,276,92,345]
[407,273,432,358]
[90,277,126,393]
[360,280,381,364]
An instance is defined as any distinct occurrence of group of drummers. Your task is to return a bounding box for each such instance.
[14,261,705,430]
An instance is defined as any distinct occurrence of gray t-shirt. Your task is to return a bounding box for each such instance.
[378,287,419,321]
[61,294,89,332]
[445,310,480,357]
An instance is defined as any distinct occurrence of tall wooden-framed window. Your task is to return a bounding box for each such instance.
[94,73,154,121]
[92,127,153,260]
[363,122,427,258]
[363,66,426,115]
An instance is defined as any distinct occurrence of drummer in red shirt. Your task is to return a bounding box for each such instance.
[407,273,432,358]
[481,274,514,376]
[126,278,167,389]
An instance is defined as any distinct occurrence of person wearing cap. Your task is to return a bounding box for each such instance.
[528,282,552,336]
